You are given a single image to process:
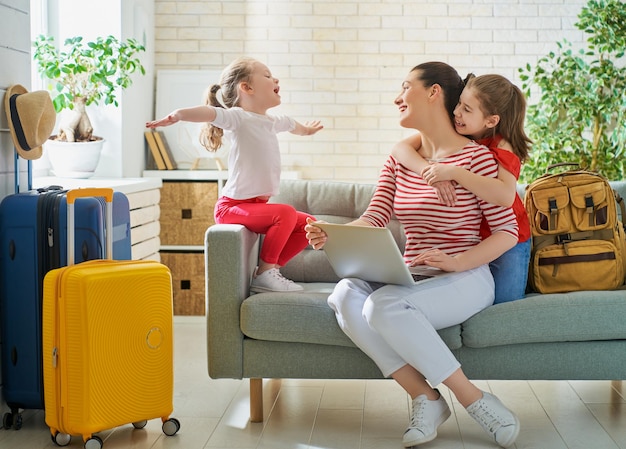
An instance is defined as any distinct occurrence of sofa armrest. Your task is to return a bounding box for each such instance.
[205,224,260,379]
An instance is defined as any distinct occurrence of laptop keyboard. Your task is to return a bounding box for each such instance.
[411,274,434,282]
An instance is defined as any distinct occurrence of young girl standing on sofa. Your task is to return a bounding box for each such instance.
[391,74,532,303]
[146,57,323,293]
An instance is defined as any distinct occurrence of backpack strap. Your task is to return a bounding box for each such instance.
[584,194,595,227]
[614,190,626,231]
[532,229,616,252]
[548,197,559,230]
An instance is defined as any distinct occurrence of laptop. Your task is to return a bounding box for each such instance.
[314,222,450,286]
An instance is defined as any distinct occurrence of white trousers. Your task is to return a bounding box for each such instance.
[327,265,494,386]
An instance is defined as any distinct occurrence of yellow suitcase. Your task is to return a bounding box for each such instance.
[42,188,180,449]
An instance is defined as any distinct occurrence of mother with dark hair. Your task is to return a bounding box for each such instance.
[306,62,521,448]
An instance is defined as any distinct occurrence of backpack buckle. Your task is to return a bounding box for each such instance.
[556,233,571,243]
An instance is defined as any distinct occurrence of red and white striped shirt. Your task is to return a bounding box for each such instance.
[361,142,519,263]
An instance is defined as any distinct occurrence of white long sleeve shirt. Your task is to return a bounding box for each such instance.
[211,107,295,199]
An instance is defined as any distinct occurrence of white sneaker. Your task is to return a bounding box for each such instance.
[250,268,304,293]
[466,391,520,448]
[402,390,451,447]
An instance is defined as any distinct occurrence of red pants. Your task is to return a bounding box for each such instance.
[214,196,315,266]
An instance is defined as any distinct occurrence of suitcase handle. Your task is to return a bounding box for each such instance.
[67,188,114,265]
[66,188,114,204]
[14,150,32,193]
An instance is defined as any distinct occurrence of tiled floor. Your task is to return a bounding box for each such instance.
[1,316,625,449]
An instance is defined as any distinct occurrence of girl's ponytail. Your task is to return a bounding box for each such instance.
[199,84,224,152]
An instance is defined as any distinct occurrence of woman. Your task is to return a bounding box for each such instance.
[305,62,520,448]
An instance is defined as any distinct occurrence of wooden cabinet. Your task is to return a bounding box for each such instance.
[159,181,218,246]
[160,251,205,315]
[157,180,218,316]
[144,170,227,316]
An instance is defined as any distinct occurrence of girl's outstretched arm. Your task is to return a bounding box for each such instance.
[291,120,324,136]
[146,105,217,128]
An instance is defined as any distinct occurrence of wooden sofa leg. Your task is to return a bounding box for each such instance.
[250,378,263,422]
[611,380,622,403]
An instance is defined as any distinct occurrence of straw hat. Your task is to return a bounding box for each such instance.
[4,84,56,160]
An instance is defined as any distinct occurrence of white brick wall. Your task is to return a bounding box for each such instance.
[154,0,587,183]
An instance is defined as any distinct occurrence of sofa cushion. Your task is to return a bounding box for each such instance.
[462,288,626,348]
[272,179,377,221]
[240,285,463,350]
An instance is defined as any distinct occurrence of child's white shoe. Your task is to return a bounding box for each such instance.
[250,268,304,293]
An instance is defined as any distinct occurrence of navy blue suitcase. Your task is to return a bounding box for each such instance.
[0,186,131,429]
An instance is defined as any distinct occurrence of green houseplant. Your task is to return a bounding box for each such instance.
[518,0,626,183]
[33,34,146,142]
[32,35,146,177]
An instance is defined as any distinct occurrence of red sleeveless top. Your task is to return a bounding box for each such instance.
[477,135,531,243]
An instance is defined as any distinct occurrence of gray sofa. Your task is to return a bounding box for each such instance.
[205,178,626,422]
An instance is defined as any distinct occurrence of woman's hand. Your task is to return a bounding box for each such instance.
[305,217,328,250]
[410,248,461,272]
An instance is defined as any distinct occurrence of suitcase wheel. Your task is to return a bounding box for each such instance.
[132,420,147,429]
[51,431,71,446]
[3,411,22,430]
[162,417,181,436]
[84,435,103,449]
[3,412,12,429]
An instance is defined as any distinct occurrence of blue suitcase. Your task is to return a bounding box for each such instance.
[0,185,131,429]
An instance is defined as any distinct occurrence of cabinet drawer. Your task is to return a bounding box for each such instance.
[160,181,218,245]
[160,251,205,315]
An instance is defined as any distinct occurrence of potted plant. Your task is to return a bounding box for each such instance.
[32,34,146,177]
[518,0,626,183]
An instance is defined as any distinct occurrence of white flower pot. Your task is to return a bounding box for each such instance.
[44,138,104,179]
